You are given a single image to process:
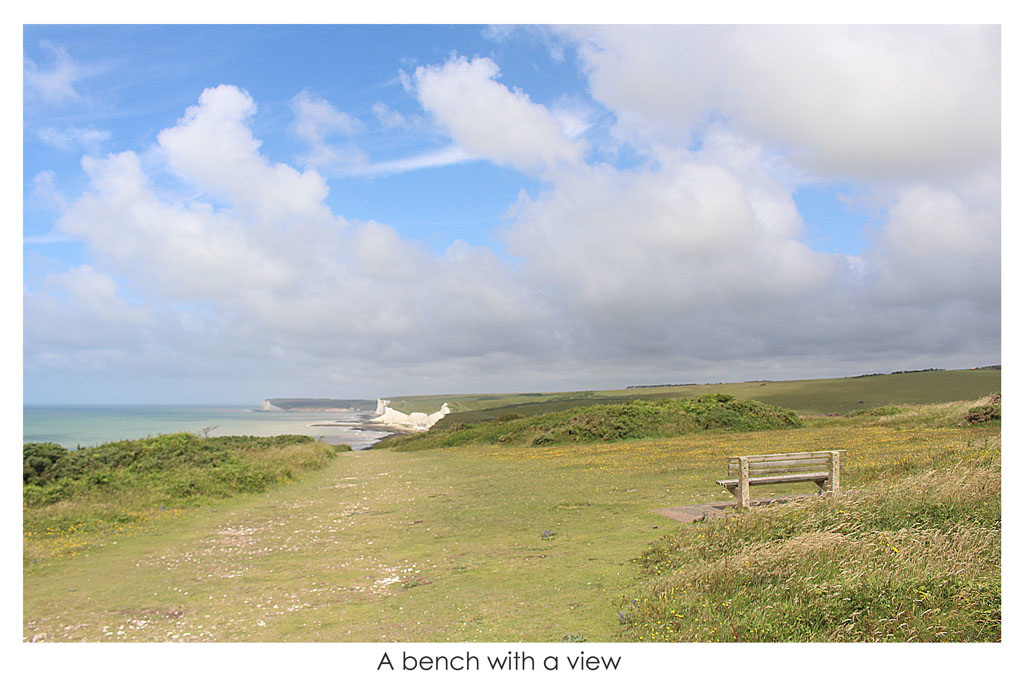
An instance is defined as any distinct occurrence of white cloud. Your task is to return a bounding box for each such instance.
[157,85,333,224]
[568,25,1000,182]
[24,42,83,104]
[291,89,364,168]
[25,266,154,355]
[413,55,587,174]
[496,117,998,366]
[361,146,477,176]
[29,171,66,213]
[866,177,1000,306]
[372,102,411,130]
[40,85,552,384]
[26,23,1001,401]
[37,125,112,151]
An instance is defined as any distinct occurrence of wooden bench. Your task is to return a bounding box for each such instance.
[716,450,844,508]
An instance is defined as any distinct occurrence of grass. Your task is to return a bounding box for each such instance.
[23,434,340,563]
[379,395,803,450]
[23,403,1000,642]
[623,440,1001,641]
[384,368,1000,416]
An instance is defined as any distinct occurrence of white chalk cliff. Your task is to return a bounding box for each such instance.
[371,399,450,430]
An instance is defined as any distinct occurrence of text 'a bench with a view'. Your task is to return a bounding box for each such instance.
[717,450,844,508]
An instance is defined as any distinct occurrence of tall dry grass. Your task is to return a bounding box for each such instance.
[622,436,1001,641]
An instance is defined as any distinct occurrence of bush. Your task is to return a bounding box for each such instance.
[965,394,1000,425]
[23,442,69,485]
[23,433,333,505]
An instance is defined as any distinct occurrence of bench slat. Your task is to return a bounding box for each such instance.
[728,451,840,462]
[729,458,831,470]
[717,472,829,488]
[730,466,833,477]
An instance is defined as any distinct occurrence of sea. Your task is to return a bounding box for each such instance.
[22,404,391,451]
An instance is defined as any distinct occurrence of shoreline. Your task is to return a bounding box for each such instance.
[309,419,416,449]
[23,406,391,451]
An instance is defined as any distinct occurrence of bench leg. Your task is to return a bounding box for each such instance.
[826,450,842,494]
[738,457,750,509]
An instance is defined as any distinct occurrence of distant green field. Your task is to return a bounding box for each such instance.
[386,368,1000,422]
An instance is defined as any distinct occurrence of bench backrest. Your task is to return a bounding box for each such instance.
[727,451,844,477]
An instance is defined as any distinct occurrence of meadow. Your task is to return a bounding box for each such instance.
[23,384,1000,642]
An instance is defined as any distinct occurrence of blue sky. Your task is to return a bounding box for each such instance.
[22,24,1001,403]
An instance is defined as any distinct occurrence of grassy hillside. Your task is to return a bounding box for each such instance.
[378,395,803,450]
[24,404,999,642]
[385,368,1000,419]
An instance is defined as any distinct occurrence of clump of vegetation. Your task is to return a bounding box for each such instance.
[23,433,327,502]
[24,434,338,555]
[965,394,1000,426]
[621,439,1001,642]
[377,395,803,450]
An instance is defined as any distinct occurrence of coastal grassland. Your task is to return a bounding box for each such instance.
[378,395,803,450]
[386,367,1000,419]
[24,409,998,642]
[23,434,341,563]
[622,427,1001,641]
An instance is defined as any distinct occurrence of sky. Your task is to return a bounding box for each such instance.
[21,23,1002,404]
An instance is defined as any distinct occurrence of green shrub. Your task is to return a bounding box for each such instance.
[23,442,69,485]
[385,395,803,450]
[23,433,334,509]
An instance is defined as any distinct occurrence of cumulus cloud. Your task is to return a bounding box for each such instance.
[26,27,1000,399]
[37,85,552,387]
[413,55,587,174]
[157,85,334,224]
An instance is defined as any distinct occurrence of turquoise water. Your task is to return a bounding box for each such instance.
[23,405,389,450]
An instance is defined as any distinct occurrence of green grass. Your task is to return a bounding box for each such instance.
[623,439,1001,641]
[385,367,1000,418]
[378,395,803,450]
[23,434,339,562]
[24,404,999,642]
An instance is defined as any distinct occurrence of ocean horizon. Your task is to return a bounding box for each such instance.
[23,404,389,450]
